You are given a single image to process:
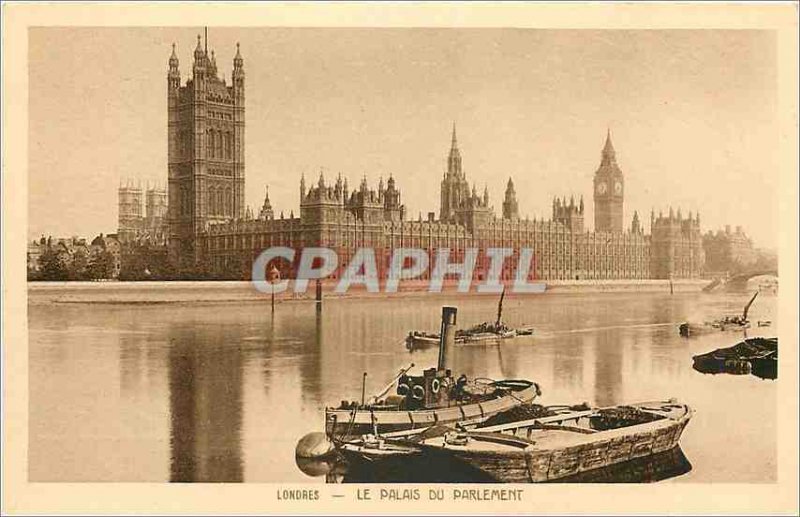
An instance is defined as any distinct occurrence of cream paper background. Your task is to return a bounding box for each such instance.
[3,2,798,515]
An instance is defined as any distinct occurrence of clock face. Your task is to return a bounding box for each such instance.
[614,181,622,194]
[596,182,607,195]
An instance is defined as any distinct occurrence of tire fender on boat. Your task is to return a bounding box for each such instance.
[397,383,410,396]
[412,384,425,400]
[431,378,441,394]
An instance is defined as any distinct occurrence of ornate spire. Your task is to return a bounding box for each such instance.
[300,173,306,198]
[447,122,462,178]
[234,42,243,67]
[168,43,180,86]
[194,34,204,60]
[169,43,179,66]
[233,42,244,83]
[601,128,616,165]
[209,49,217,78]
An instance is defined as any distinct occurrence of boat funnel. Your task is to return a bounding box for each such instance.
[438,306,458,371]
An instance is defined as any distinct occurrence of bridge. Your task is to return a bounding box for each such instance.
[725,269,778,288]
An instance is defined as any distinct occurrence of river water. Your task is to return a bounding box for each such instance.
[28,285,778,483]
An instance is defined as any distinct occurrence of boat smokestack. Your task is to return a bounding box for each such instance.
[438,306,457,371]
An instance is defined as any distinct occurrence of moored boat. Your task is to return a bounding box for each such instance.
[679,291,759,337]
[325,306,541,442]
[415,399,693,483]
[406,288,534,349]
[692,336,778,377]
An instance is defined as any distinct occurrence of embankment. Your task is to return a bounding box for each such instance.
[27,278,709,305]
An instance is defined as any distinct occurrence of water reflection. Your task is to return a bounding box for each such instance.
[168,323,244,482]
[27,289,778,483]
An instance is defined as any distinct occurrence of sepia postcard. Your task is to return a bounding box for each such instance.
[2,2,798,515]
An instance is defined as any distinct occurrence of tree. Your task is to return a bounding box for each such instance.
[38,248,69,281]
[87,250,116,279]
[69,250,90,280]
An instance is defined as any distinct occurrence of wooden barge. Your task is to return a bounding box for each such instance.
[398,400,694,483]
[692,336,778,379]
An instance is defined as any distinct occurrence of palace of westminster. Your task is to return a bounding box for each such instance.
[116,36,710,281]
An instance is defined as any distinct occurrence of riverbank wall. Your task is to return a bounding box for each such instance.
[27,278,709,304]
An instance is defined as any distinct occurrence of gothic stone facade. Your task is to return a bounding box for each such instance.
[199,130,660,282]
[156,37,704,281]
[167,37,245,266]
[118,180,168,245]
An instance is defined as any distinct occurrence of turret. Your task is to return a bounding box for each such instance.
[192,34,206,76]
[168,43,180,89]
[259,186,274,220]
[503,178,519,220]
[631,210,641,234]
[232,42,244,98]
[208,49,218,78]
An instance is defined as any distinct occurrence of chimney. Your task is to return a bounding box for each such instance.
[437,307,458,371]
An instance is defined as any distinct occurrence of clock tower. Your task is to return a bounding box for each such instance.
[593,129,624,233]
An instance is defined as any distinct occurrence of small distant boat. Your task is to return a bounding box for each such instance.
[692,337,778,378]
[406,288,534,349]
[325,306,541,442]
[679,291,758,337]
[406,324,534,348]
[416,399,693,483]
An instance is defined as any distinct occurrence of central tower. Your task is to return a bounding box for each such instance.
[439,124,469,223]
[167,35,245,266]
[593,129,624,233]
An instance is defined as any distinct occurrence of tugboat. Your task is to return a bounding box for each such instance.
[406,288,534,349]
[324,306,541,444]
[679,291,758,337]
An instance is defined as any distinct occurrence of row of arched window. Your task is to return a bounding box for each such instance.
[178,185,233,217]
[209,186,233,216]
[175,129,233,160]
[207,129,233,160]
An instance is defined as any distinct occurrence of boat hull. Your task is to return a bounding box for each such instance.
[406,328,534,349]
[525,413,691,482]
[325,383,540,440]
[421,401,693,483]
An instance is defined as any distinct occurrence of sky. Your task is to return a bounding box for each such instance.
[28,28,778,248]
